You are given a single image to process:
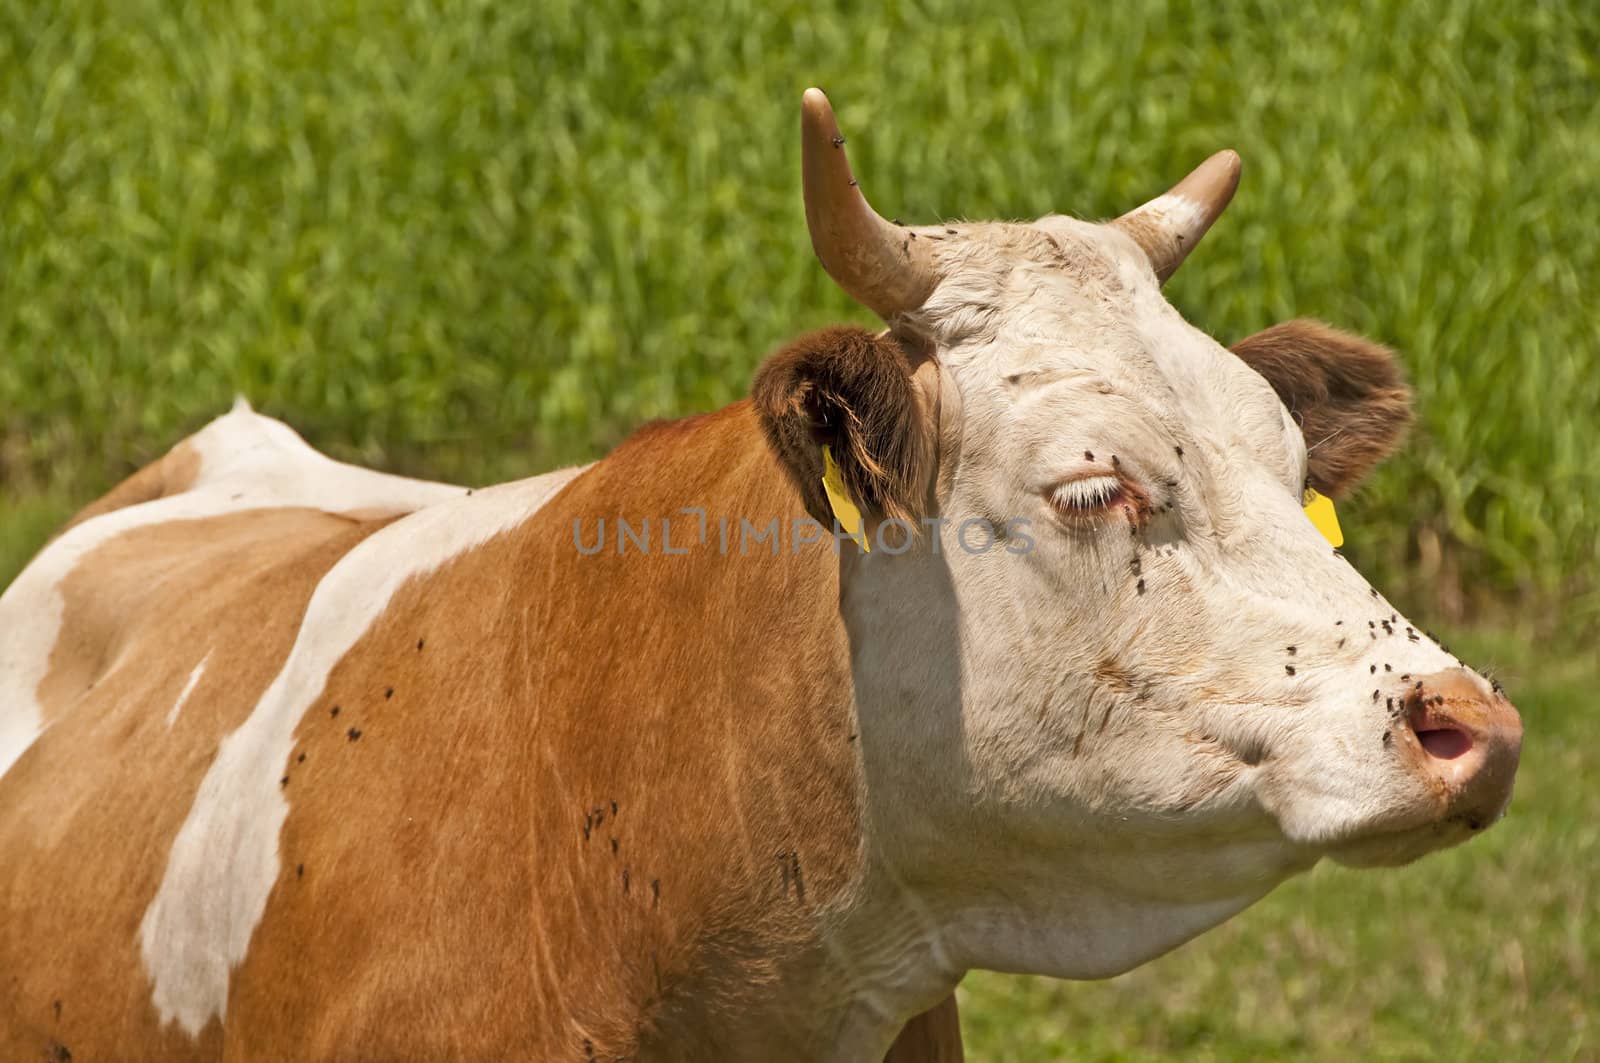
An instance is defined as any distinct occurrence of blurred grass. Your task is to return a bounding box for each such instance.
[958,625,1597,1060]
[0,0,1596,631]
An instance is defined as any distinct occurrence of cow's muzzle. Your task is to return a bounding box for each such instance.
[1401,668,1523,830]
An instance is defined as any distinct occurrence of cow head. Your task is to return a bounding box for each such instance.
[754,90,1522,979]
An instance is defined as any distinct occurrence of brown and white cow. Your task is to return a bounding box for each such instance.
[0,89,1521,1060]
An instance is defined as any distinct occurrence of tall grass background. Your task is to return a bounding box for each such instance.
[2,0,1596,636]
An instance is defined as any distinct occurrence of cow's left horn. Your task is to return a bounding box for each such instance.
[801,88,938,321]
[1112,150,1242,283]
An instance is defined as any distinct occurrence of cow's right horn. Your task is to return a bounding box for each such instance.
[801,88,937,322]
[1111,149,1242,284]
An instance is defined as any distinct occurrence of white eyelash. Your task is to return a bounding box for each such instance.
[1051,475,1123,511]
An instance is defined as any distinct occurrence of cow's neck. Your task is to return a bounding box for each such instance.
[832,536,1313,998]
[504,403,939,1055]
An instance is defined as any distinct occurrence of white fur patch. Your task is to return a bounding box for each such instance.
[0,590,63,779]
[166,654,212,730]
[0,402,460,781]
[138,464,586,1038]
[1140,192,1209,237]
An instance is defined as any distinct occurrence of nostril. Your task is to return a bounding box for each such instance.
[1417,726,1472,760]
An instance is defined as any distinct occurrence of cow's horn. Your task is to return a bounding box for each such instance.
[801,88,937,320]
[1111,149,1242,284]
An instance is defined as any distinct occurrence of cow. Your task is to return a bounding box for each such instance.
[0,88,1521,1061]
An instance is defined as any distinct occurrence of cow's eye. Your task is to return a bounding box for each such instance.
[1049,475,1125,517]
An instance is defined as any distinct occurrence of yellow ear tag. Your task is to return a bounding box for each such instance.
[820,445,869,552]
[1303,488,1343,548]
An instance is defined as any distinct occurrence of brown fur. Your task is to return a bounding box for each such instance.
[752,326,937,528]
[1229,319,1413,497]
[223,403,868,1059]
[0,507,397,1061]
[2,400,958,1058]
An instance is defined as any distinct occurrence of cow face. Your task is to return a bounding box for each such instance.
[756,91,1520,971]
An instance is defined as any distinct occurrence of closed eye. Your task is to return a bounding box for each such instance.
[1049,475,1125,514]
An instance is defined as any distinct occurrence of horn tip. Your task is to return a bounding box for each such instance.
[1207,149,1243,195]
[1167,148,1242,214]
[801,88,842,146]
[1216,148,1242,181]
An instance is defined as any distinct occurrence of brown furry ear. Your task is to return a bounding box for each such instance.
[751,326,935,527]
[1230,319,1413,497]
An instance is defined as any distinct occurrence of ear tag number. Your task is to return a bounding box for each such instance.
[821,445,869,553]
[1303,488,1343,548]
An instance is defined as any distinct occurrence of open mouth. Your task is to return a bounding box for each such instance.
[1415,725,1472,760]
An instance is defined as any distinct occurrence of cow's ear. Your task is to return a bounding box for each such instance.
[1230,319,1413,497]
[752,325,936,526]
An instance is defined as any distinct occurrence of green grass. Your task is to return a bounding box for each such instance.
[1,0,1597,624]
[958,627,1597,1061]
[0,491,73,582]
[1,1,1595,1056]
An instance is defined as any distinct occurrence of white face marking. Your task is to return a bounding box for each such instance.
[138,463,586,1038]
[846,214,1489,985]
[0,401,461,781]
[165,654,212,730]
